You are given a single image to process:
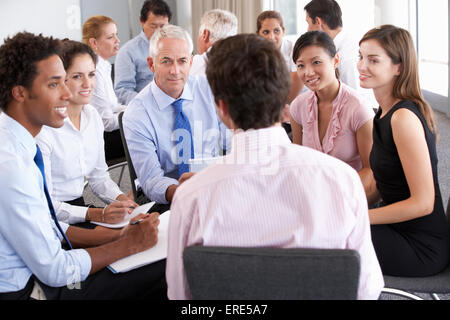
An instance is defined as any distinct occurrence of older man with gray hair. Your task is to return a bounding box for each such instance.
[123,24,229,205]
[190,9,238,76]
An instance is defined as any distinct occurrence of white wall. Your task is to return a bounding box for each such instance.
[0,0,82,45]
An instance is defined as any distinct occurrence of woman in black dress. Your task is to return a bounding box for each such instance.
[358,25,450,276]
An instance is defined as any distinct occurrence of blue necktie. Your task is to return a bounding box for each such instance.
[34,145,73,250]
[173,99,194,178]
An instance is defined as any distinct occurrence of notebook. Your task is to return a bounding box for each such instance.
[108,211,171,274]
[92,202,156,229]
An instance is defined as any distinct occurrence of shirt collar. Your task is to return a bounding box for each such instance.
[97,56,111,71]
[333,30,346,47]
[150,78,194,110]
[0,112,37,158]
[229,126,291,154]
[139,30,150,44]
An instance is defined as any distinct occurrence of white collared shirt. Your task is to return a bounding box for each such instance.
[91,56,127,132]
[166,126,384,300]
[190,51,208,76]
[36,104,123,224]
[0,113,91,292]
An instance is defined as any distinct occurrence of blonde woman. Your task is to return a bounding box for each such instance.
[82,15,125,161]
[359,25,450,276]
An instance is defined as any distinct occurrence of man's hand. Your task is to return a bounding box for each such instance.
[121,213,160,254]
[179,172,195,185]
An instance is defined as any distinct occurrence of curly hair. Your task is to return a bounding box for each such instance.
[0,32,61,112]
[206,34,291,130]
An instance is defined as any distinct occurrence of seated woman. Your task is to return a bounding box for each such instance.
[256,10,304,104]
[36,40,137,226]
[82,15,126,161]
[289,31,374,180]
[358,25,450,277]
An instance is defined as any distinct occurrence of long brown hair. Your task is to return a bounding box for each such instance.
[360,25,438,139]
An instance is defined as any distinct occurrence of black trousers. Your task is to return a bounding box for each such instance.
[104,129,125,162]
[39,259,167,300]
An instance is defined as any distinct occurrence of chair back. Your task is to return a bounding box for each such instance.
[118,111,150,205]
[183,246,361,300]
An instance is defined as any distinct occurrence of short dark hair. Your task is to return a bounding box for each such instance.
[304,0,343,30]
[140,0,172,22]
[293,31,340,80]
[60,39,98,71]
[0,32,61,112]
[206,34,291,131]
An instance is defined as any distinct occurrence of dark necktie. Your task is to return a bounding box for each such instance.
[34,145,73,249]
[173,99,194,178]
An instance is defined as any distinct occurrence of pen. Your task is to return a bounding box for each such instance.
[131,219,144,225]
[106,197,137,210]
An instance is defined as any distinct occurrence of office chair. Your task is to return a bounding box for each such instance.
[118,111,150,205]
[183,246,361,300]
[381,195,450,300]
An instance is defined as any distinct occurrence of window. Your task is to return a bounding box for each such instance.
[417,0,448,97]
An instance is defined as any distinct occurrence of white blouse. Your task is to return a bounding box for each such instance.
[36,104,123,224]
[90,56,127,132]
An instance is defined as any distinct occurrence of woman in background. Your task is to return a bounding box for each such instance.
[290,31,374,181]
[257,10,304,104]
[82,15,126,161]
[36,40,136,226]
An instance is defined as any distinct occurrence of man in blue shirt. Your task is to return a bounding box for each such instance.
[0,32,166,300]
[114,0,171,105]
[123,24,230,205]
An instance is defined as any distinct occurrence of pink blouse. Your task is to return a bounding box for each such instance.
[290,83,374,171]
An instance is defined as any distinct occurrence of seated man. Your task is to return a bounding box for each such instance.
[190,9,238,76]
[0,32,165,300]
[114,0,171,105]
[166,33,384,300]
[123,24,229,205]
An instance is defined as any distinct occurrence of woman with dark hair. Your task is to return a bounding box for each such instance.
[36,40,137,227]
[257,10,304,103]
[358,25,450,276]
[289,31,374,180]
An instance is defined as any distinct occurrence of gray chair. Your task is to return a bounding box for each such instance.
[382,196,450,300]
[183,246,361,300]
[118,111,150,205]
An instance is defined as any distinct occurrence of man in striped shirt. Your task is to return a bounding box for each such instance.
[166,34,384,300]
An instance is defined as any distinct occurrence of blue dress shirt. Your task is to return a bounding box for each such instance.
[0,113,91,293]
[123,75,231,204]
[114,31,154,105]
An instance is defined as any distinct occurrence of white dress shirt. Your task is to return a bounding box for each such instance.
[36,104,123,224]
[166,126,384,300]
[333,30,377,109]
[190,51,208,76]
[91,56,127,132]
[0,113,91,293]
[280,38,297,72]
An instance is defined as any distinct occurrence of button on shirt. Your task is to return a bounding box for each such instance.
[114,31,155,105]
[123,75,231,204]
[166,126,384,300]
[91,56,127,132]
[0,113,91,293]
[36,104,123,225]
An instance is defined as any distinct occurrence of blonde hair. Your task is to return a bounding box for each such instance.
[82,15,116,44]
[360,25,438,139]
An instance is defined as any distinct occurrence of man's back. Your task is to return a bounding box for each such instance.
[167,126,384,300]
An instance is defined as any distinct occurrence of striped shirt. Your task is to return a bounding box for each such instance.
[166,126,384,300]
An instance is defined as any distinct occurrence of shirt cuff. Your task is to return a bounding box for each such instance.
[145,177,179,204]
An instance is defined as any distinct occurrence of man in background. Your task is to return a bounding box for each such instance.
[114,0,171,105]
[190,9,238,76]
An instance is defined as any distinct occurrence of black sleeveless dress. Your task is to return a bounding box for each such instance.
[370,100,450,277]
